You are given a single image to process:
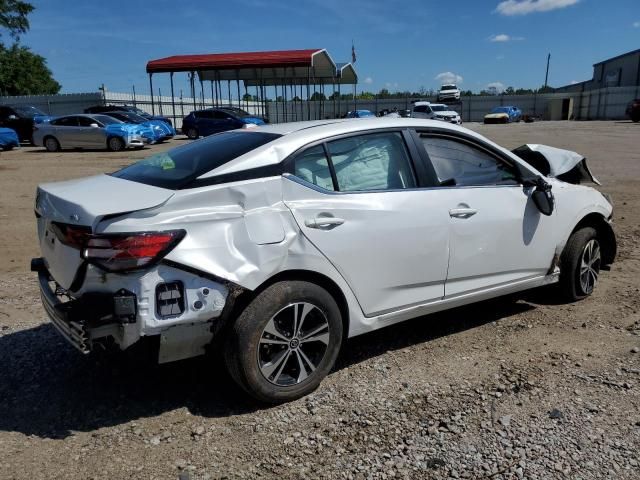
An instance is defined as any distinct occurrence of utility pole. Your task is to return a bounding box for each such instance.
[544,53,551,89]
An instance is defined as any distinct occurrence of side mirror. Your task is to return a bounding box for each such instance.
[532,180,554,216]
[89,123,99,128]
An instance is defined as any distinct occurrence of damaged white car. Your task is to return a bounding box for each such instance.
[32,118,616,403]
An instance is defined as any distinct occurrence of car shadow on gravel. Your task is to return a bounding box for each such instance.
[0,296,535,439]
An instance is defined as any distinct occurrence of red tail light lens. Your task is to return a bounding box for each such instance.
[82,230,185,272]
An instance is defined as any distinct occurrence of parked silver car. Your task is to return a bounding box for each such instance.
[33,114,151,152]
[32,118,616,403]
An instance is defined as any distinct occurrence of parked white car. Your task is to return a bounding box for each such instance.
[412,102,462,124]
[33,118,616,403]
[437,84,461,102]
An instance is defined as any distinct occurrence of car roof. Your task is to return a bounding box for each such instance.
[199,118,514,178]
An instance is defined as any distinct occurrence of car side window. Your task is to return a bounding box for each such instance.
[212,111,231,120]
[51,116,78,127]
[78,117,97,127]
[327,132,416,192]
[413,105,426,113]
[294,145,335,191]
[420,135,519,186]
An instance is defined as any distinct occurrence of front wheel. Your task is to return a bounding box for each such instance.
[558,227,601,301]
[185,127,199,139]
[224,281,343,403]
[107,136,125,152]
[44,136,60,152]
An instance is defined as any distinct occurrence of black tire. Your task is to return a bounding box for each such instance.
[632,114,640,123]
[44,136,60,152]
[223,280,343,403]
[107,136,125,152]
[558,227,601,301]
[186,127,199,139]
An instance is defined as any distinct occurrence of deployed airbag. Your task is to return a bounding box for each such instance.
[512,144,600,185]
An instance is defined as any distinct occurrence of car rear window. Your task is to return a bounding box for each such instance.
[112,131,281,189]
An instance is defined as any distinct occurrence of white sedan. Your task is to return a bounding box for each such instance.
[32,118,616,403]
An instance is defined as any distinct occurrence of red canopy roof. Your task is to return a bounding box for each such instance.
[146,49,324,73]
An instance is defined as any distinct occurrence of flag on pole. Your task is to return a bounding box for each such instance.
[351,41,356,63]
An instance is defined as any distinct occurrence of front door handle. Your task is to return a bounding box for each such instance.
[449,208,478,219]
[305,217,346,228]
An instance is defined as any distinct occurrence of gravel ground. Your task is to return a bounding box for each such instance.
[0,121,639,480]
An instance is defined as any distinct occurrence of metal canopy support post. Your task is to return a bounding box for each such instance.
[306,67,311,121]
[158,88,163,115]
[338,82,341,118]
[236,70,241,109]
[199,76,205,109]
[170,72,176,126]
[209,80,216,107]
[227,80,231,107]
[190,71,196,110]
[149,73,155,115]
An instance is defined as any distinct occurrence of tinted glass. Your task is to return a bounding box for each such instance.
[106,111,145,123]
[92,115,121,125]
[12,106,46,117]
[51,116,78,126]
[431,105,450,112]
[113,131,281,189]
[421,135,518,186]
[294,145,335,191]
[328,132,416,192]
[78,116,98,127]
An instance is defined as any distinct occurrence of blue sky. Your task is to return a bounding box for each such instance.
[19,0,640,95]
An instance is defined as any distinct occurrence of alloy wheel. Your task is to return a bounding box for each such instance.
[257,302,330,386]
[579,239,601,294]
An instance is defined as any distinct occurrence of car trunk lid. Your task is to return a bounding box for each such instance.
[36,174,174,289]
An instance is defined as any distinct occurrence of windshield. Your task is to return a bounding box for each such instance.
[221,107,251,116]
[112,131,281,189]
[12,106,47,118]
[440,85,456,91]
[93,115,122,125]
[491,107,511,113]
[107,111,147,123]
[127,107,152,117]
[431,105,451,112]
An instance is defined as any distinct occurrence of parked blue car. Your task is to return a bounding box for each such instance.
[484,106,522,124]
[345,110,376,118]
[101,111,176,143]
[0,127,19,150]
[182,107,266,139]
[84,105,173,126]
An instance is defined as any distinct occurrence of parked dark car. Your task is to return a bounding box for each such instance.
[84,105,172,126]
[0,105,51,143]
[181,107,265,139]
[626,99,640,122]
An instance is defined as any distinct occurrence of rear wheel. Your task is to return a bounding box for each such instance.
[224,281,343,403]
[44,136,60,152]
[107,136,125,152]
[186,127,199,139]
[558,227,601,301]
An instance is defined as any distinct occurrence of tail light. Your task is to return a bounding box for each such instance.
[51,223,185,272]
[82,230,185,272]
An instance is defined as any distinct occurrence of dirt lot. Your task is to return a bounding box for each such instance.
[0,121,639,480]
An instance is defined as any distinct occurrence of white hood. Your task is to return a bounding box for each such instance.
[513,144,600,185]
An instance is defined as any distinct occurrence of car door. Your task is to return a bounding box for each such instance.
[414,131,558,297]
[51,116,81,147]
[282,130,451,316]
[77,116,107,148]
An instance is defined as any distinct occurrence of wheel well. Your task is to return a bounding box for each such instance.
[228,270,350,339]
[571,213,616,265]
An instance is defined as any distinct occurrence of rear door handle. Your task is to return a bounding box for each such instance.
[449,208,478,219]
[305,217,346,228]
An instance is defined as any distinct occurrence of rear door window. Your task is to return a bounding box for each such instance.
[294,145,335,191]
[51,116,79,127]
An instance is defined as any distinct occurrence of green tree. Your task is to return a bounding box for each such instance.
[504,86,515,95]
[377,88,391,99]
[0,43,60,94]
[310,91,326,101]
[0,0,33,40]
[0,2,61,95]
